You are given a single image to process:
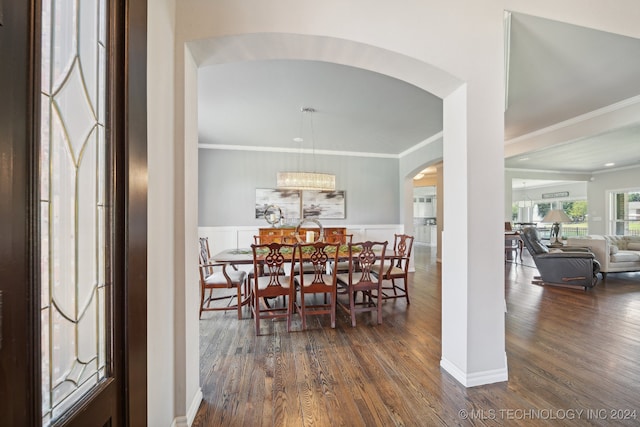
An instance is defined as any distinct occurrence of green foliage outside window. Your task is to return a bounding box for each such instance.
[563,201,587,222]
[537,203,551,220]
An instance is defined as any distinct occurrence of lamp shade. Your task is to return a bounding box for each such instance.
[542,209,571,223]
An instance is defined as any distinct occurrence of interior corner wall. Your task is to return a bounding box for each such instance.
[198,149,400,226]
[399,138,443,178]
[436,165,444,261]
[147,0,177,425]
[588,166,640,235]
[183,47,203,425]
[398,138,443,244]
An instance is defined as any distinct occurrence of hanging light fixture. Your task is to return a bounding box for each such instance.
[276,107,336,191]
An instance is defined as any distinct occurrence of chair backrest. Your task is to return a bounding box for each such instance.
[199,237,210,265]
[393,234,414,270]
[324,231,353,245]
[296,242,340,286]
[520,227,549,256]
[198,237,216,282]
[282,233,303,244]
[346,241,388,287]
[251,242,297,287]
[393,234,414,257]
[505,222,513,231]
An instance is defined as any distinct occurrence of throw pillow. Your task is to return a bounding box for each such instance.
[610,245,619,255]
[627,242,640,251]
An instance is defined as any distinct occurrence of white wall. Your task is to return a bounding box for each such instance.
[588,166,640,235]
[147,0,178,425]
[504,169,591,220]
[148,2,640,422]
[511,182,587,204]
[504,1,640,227]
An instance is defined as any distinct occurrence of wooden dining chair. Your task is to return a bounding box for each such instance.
[198,238,248,319]
[336,241,388,327]
[250,242,298,335]
[293,242,340,329]
[323,232,353,274]
[323,231,353,245]
[371,234,414,304]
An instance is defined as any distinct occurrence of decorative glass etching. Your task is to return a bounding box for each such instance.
[41,0,108,424]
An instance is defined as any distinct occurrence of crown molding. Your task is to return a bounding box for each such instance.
[399,131,443,158]
[505,94,640,146]
[198,143,398,159]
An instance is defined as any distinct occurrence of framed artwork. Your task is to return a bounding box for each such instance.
[302,190,346,219]
[255,189,301,220]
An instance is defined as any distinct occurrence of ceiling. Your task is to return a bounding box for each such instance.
[197,12,640,183]
[198,60,442,155]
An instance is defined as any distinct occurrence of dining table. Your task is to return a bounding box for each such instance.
[211,244,407,315]
[210,245,404,267]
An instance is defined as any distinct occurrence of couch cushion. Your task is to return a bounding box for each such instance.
[610,245,619,255]
[627,242,640,251]
[610,251,640,263]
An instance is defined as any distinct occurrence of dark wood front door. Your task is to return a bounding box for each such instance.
[0,1,147,425]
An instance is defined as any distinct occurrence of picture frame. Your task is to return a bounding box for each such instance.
[255,189,301,220]
[302,190,346,219]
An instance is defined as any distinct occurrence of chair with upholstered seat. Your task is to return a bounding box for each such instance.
[293,242,340,329]
[323,232,353,273]
[250,242,297,335]
[520,227,600,290]
[371,234,414,304]
[198,238,248,319]
[336,241,388,327]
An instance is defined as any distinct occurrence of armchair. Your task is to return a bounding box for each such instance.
[520,227,600,290]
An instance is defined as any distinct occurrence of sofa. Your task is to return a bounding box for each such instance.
[566,235,640,278]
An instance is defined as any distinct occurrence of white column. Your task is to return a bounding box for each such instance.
[440,80,507,386]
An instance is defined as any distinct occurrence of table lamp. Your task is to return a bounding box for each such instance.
[542,209,572,246]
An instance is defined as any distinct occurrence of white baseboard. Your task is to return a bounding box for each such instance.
[171,416,187,427]
[171,387,203,427]
[187,388,203,426]
[440,355,508,387]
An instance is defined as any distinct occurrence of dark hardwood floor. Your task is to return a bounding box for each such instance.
[193,245,640,426]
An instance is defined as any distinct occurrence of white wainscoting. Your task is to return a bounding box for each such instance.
[198,224,413,270]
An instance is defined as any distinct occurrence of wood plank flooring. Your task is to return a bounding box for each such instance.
[193,246,640,426]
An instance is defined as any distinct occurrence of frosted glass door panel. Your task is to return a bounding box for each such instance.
[40,0,109,425]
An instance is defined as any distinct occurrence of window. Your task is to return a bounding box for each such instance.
[609,190,640,235]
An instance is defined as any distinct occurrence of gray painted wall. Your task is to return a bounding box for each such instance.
[198,148,400,226]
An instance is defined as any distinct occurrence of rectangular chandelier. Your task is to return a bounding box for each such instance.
[276,172,336,191]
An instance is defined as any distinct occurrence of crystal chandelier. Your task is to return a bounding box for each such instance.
[276,107,336,191]
[276,172,336,191]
